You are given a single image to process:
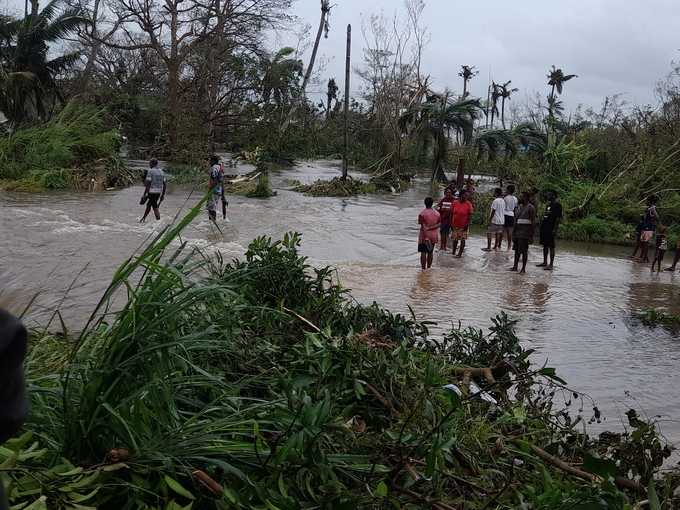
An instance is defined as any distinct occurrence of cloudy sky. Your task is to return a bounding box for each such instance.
[3,0,678,116]
[286,0,680,115]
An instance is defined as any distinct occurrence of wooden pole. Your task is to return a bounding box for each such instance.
[342,24,351,180]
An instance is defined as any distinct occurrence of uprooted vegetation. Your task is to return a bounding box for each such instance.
[293,173,412,197]
[0,102,135,191]
[4,206,679,509]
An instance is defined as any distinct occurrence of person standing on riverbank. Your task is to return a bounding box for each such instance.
[502,185,518,251]
[437,188,455,251]
[483,188,505,251]
[418,197,441,270]
[466,179,477,202]
[450,189,474,257]
[637,195,659,263]
[510,191,536,275]
[537,190,562,271]
[207,155,225,222]
[140,158,166,222]
[528,187,540,223]
[0,308,28,510]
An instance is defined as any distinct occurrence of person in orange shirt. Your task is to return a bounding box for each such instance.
[450,189,474,257]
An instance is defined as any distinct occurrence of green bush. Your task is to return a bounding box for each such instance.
[5,207,675,509]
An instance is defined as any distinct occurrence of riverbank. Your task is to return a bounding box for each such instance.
[2,162,680,466]
[4,213,677,509]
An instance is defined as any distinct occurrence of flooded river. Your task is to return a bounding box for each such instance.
[1,159,679,452]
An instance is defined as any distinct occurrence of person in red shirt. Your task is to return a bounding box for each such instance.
[450,189,474,257]
[418,197,441,269]
[436,187,455,251]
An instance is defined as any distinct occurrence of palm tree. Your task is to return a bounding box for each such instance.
[261,46,303,107]
[458,65,478,99]
[280,0,333,133]
[475,122,546,162]
[546,65,577,118]
[499,80,519,129]
[475,129,517,161]
[325,77,338,121]
[489,82,502,128]
[0,0,88,124]
[399,91,482,183]
[511,122,548,154]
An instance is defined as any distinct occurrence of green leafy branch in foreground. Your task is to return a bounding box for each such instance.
[3,208,679,509]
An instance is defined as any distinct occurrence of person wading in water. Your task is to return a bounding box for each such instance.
[509,191,536,275]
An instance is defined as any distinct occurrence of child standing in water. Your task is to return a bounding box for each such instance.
[637,195,659,263]
[652,226,668,272]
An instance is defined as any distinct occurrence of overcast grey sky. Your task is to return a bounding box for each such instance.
[3,0,679,115]
[287,0,680,115]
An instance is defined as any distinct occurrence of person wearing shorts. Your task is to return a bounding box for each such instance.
[437,188,455,251]
[207,155,225,221]
[450,189,474,257]
[418,196,441,269]
[483,187,506,251]
[140,158,166,222]
[536,190,562,270]
[510,191,536,275]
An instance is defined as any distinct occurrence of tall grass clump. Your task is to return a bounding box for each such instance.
[0,101,131,189]
[3,205,678,509]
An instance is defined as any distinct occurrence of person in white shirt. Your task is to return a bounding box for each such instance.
[502,185,518,251]
[482,187,506,251]
[140,158,166,222]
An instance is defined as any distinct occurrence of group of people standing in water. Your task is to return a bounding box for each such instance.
[627,194,680,273]
[418,181,563,274]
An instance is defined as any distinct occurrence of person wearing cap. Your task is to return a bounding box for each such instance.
[0,308,29,510]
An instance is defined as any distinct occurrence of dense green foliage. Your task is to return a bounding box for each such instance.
[0,102,131,190]
[3,208,678,509]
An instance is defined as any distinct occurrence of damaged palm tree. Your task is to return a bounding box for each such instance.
[399,90,482,183]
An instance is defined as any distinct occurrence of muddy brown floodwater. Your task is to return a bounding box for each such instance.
[1,159,679,454]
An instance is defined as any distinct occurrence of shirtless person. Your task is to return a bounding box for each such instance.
[510,191,536,275]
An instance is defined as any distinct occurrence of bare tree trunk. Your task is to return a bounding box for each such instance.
[501,96,506,129]
[280,0,330,133]
[167,60,181,147]
[341,24,351,180]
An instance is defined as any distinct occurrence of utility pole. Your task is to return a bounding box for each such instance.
[341,24,351,180]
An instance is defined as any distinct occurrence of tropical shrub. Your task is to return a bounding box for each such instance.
[4,207,677,509]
